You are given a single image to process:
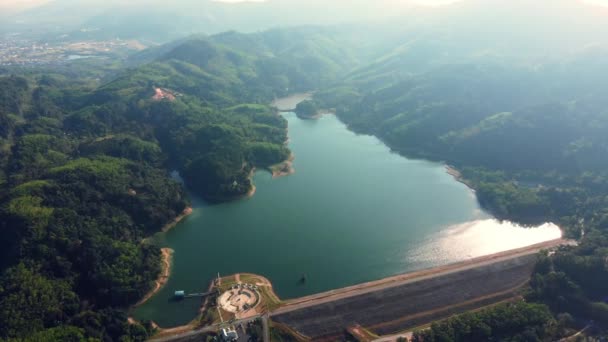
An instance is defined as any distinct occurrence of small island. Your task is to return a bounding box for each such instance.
[295,99,320,119]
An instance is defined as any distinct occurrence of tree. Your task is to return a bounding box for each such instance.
[23,326,89,342]
[0,263,79,338]
[295,100,318,118]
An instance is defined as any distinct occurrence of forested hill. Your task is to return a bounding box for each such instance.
[89,28,363,200]
[314,35,608,226]
[0,29,359,340]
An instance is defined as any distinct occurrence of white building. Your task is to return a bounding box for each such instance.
[221,327,239,341]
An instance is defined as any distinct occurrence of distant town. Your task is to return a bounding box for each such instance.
[0,36,146,66]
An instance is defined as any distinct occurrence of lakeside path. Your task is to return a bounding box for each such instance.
[162,207,193,233]
[135,248,173,308]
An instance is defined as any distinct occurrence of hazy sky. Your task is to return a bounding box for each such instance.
[214,0,459,4]
[208,0,608,4]
[2,0,608,11]
[0,0,47,7]
[583,0,608,5]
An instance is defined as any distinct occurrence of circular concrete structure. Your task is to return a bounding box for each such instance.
[218,284,260,313]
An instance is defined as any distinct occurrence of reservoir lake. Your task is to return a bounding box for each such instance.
[133,95,561,327]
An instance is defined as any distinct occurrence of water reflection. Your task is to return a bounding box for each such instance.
[408,220,562,265]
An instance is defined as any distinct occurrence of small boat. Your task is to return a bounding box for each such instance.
[299,273,307,284]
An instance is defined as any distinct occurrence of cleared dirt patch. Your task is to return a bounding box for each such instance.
[347,324,378,342]
[152,87,178,101]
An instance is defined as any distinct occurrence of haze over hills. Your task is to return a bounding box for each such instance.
[3,0,607,43]
[1,0,414,41]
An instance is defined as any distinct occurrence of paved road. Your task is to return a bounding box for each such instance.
[148,316,261,342]
[372,331,413,342]
[262,314,270,342]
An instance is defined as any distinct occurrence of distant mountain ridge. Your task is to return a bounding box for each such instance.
[5,0,605,43]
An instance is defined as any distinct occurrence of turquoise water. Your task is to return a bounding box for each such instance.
[133,111,560,327]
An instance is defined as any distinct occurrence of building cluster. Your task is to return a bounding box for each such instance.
[0,36,144,66]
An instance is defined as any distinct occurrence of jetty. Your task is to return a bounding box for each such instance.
[174,290,214,299]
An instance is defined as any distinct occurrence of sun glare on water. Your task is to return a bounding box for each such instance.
[408,220,562,265]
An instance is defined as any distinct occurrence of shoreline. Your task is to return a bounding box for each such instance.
[162,207,193,233]
[269,153,296,178]
[205,172,257,202]
[271,92,313,111]
[134,247,174,308]
[445,164,475,191]
[247,184,257,198]
[246,167,257,198]
[443,164,552,227]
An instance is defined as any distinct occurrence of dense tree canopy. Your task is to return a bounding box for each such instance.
[412,302,561,342]
[295,100,319,119]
